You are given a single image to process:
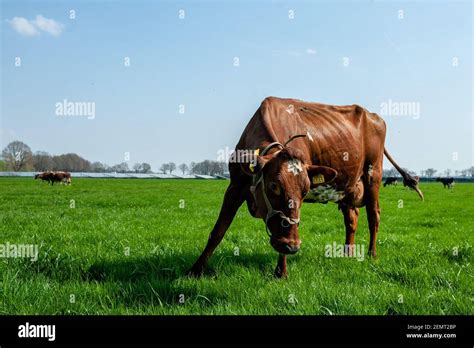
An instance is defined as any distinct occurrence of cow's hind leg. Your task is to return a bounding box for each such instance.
[188,182,246,277]
[365,182,381,258]
[340,204,359,256]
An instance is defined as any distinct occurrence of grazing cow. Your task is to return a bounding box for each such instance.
[35,171,71,185]
[436,177,454,189]
[383,177,398,187]
[34,171,54,184]
[189,97,423,278]
[51,171,72,185]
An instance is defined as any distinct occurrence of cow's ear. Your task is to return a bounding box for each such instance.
[240,154,270,176]
[306,165,338,186]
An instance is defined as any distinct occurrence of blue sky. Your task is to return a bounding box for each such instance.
[1,0,472,174]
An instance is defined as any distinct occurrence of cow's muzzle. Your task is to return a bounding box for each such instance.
[270,237,301,255]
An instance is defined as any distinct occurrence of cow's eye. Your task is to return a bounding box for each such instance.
[269,182,280,195]
[302,190,308,197]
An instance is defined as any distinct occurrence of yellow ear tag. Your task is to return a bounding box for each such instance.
[313,174,325,184]
[249,149,260,173]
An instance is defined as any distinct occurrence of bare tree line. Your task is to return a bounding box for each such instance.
[2,140,473,177]
[0,140,228,175]
[383,167,474,178]
[158,161,227,176]
[1,141,152,173]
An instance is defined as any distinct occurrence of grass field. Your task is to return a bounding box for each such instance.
[0,178,472,315]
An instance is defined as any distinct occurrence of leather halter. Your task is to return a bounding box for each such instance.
[249,135,306,237]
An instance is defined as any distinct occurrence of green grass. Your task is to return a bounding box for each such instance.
[0,178,472,315]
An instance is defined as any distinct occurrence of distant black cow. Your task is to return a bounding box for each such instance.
[383,177,398,187]
[436,177,454,189]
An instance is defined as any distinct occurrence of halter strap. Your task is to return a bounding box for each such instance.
[249,140,301,237]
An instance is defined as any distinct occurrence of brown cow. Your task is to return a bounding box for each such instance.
[189,97,423,278]
[35,171,54,184]
[51,171,72,185]
[35,171,71,185]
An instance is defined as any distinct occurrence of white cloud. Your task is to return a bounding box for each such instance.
[7,17,40,36]
[273,49,317,58]
[7,15,63,37]
[32,15,63,36]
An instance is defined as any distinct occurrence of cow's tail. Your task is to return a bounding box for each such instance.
[384,149,424,201]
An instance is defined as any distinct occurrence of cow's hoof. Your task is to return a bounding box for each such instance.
[187,265,204,278]
[274,268,288,279]
[368,249,377,258]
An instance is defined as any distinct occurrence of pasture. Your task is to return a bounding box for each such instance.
[0,178,472,315]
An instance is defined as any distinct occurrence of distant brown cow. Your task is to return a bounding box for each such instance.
[34,171,53,184]
[51,171,72,185]
[35,171,71,185]
[189,97,423,278]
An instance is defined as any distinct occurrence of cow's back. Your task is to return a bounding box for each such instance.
[234,97,386,186]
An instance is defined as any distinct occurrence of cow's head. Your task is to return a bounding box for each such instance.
[241,143,337,255]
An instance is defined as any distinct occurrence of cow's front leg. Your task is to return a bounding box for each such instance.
[340,204,359,256]
[188,182,246,277]
[274,254,287,278]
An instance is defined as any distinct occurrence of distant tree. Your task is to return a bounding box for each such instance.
[160,163,170,174]
[189,162,196,174]
[169,162,176,174]
[52,153,91,172]
[0,160,6,171]
[32,151,53,171]
[218,161,227,174]
[120,162,130,173]
[203,160,212,174]
[111,162,130,173]
[383,167,398,178]
[466,166,474,177]
[2,140,33,171]
[190,160,226,176]
[444,169,451,177]
[178,163,188,175]
[424,168,437,178]
[192,161,206,175]
[90,161,109,172]
[133,163,143,173]
[141,163,152,173]
[209,161,225,175]
[400,168,417,177]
